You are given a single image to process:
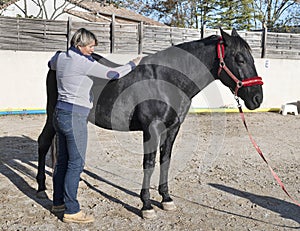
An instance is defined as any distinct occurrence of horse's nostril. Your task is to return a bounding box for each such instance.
[253,94,262,105]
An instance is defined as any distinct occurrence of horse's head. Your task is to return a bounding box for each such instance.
[217,28,263,110]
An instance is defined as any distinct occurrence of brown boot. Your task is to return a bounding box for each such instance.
[63,211,94,224]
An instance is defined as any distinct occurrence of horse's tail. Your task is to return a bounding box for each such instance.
[46,69,58,117]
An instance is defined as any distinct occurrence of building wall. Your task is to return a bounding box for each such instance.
[0,50,299,114]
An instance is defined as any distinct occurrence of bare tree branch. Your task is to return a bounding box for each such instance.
[13,1,27,16]
[50,0,70,20]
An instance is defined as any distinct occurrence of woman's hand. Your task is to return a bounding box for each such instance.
[132,56,142,66]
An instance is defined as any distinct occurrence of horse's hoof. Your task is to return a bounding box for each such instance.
[141,209,156,219]
[36,190,48,199]
[162,201,176,211]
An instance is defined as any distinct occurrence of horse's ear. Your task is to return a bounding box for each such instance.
[220,28,231,45]
[231,28,240,37]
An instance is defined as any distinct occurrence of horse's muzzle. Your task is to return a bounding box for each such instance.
[244,91,263,110]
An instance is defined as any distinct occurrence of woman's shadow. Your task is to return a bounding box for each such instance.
[209,183,300,225]
[0,135,53,211]
[0,134,160,219]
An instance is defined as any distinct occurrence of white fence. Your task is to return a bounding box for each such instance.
[0,50,299,115]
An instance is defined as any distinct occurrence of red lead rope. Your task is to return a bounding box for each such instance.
[217,37,298,205]
[236,98,300,207]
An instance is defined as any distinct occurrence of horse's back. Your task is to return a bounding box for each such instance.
[90,62,192,131]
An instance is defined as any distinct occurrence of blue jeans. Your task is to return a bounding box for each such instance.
[53,108,88,214]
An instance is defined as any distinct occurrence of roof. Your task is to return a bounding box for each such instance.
[65,9,131,24]
[0,0,19,10]
[68,0,165,26]
[0,0,164,26]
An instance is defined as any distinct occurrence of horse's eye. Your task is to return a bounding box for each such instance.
[235,55,245,64]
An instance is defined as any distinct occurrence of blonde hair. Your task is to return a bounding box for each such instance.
[70,28,98,48]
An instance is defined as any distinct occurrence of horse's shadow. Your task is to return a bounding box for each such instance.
[82,169,161,217]
[0,135,53,210]
[209,183,300,225]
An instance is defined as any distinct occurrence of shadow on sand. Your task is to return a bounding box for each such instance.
[83,169,162,218]
[0,136,53,211]
[0,135,157,219]
[209,183,300,226]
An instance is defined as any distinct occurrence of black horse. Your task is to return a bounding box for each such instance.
[36,28,263,219]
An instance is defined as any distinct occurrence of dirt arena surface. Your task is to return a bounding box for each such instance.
[0,112,299,230]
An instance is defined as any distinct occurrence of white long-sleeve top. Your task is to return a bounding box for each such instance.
[48,47,136,111]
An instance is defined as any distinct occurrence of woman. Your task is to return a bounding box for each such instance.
[48,28,141,223]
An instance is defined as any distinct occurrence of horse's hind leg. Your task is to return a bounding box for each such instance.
[36,119,55,198]
[140,121,161,219]
[158,124,180,211]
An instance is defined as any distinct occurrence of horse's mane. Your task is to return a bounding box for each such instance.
[91,52,121,68]
[174,35,219,52]
[203,35,220,41]
[230,35,251,51]
[186,33,251,52]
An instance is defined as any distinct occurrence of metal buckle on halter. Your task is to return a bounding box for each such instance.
[237,81,243,88]
[218,37,224,45]
[234,81,244,96]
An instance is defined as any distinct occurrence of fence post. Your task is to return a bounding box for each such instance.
[17,18,20,50]
[110,14,115,53]
[201,21,207,39]
[43,19,48,51]
[261,23,267,58]
[67,17,72,50]
[138,21,143,54]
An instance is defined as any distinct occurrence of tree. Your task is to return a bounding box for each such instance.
[152,0,191,27]
[253,0,300,31]
[116,0,187,27]
[195,0,218,29]
[116,0,255,29]
[117,0,216,28]
[2,0,299,30]
[115,0,300,31]
[1,0,75,20]
[209,0,255,30]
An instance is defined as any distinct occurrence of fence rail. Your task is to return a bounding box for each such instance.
[0,17,67,51]
[0,16,300,59]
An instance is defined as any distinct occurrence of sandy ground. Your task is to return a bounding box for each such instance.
[0,112,299,231]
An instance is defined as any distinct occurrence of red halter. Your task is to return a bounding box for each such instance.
[217,37,263,95]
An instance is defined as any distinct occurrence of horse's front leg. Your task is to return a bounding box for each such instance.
[140,122,161,219]
[158,124,180,211]
[36,120,55,198]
